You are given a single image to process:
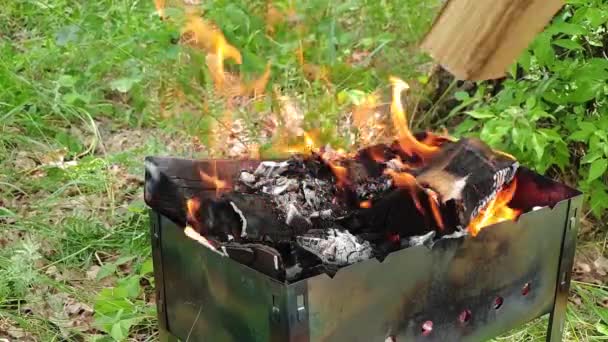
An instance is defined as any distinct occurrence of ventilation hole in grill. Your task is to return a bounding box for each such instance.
[458,309,472,324]
[522,282,531,296]
[421,320,433,336]
[494,296,504,310]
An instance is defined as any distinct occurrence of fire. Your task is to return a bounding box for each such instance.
[181,12,271,98]
[186,197,201,225]
[384,169,424,214]
[426,190,445,230]
[467,178,520,236]
[199,163,227,197]
[389,76,439,161]
[327,161,349,188]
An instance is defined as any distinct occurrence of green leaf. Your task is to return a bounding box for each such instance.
[531,134,545,161]
[581,151,603,164]
[588,158,608,182]
[55,131,83,154]
[553,39,583,50]
[57,75,76,87]
[454,91,469,101]
[586,8,608,28]
[110,77,140,93]
[115,255,136,266]
[533,34,555,67]
[97,263,118,281]
[549,22,587,35]
[115,276,141,299]
[465,110,494,119]
[596,322,608,336]
[139,258,154,276]
[110,320,127,341]
[55,25,80,46]
[518,50,532,72]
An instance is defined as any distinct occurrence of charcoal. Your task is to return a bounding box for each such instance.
[222,242,285,280]
[415,137,518,227]
[203,193,300,242]
[296,228,373,266]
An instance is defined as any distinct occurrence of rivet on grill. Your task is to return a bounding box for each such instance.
[493,297,504,310]
[522,282,531,296]
[421,320,433,336]
[458,309,472,324]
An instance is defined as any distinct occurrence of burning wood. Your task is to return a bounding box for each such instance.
[158,78,521,282]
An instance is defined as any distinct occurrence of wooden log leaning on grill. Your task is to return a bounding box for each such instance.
[421,0,564,80]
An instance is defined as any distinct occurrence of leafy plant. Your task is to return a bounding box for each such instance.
[454,0,608,220]
[93,258,155,341]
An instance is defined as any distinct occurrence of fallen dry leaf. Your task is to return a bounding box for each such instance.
[276,92,304,137]
[594,256,608,276]
[86,265,101,280]
[13,151,37,171]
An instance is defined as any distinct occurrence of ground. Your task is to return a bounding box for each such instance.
[1,0,607,341]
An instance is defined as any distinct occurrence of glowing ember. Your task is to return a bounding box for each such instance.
[467,178,520,236]
[359,200,372,209]
[389,76,439,161]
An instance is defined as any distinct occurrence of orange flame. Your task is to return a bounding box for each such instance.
[328,162,349,188]
[186,197,201,225]
[389,76,439,161]
[199,162,227,197]
[467,179,520,236]
[183,14,242,65]
[385,169,424,214]
[426,190,445,230]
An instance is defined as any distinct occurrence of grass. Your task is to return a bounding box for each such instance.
[1,0,606,340]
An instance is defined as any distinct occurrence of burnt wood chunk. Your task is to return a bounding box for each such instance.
[222,242,285,280]
[415,138,518,227]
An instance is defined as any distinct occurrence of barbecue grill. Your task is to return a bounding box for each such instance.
[145,157,582,342]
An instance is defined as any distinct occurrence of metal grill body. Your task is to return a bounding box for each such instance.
[146,157,582,342]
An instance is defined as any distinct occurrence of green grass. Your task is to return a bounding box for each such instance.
[0,0,606,340]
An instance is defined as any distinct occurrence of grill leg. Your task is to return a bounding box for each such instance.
[546,200,580,341]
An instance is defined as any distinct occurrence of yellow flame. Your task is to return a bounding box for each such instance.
[183,14,242,64]
[467,179,520,236]
[389,76,438,161]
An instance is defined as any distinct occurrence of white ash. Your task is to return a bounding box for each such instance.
[266,177,299,196]
[238,161,337,229]
[310,209,334,220]
[286,204,311,227]
[442,227,468,239]
[296,228,373,266]
[407,231,436,248]
[229,201,248,237]
[239,171,256,184]
[254,161,290,178]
